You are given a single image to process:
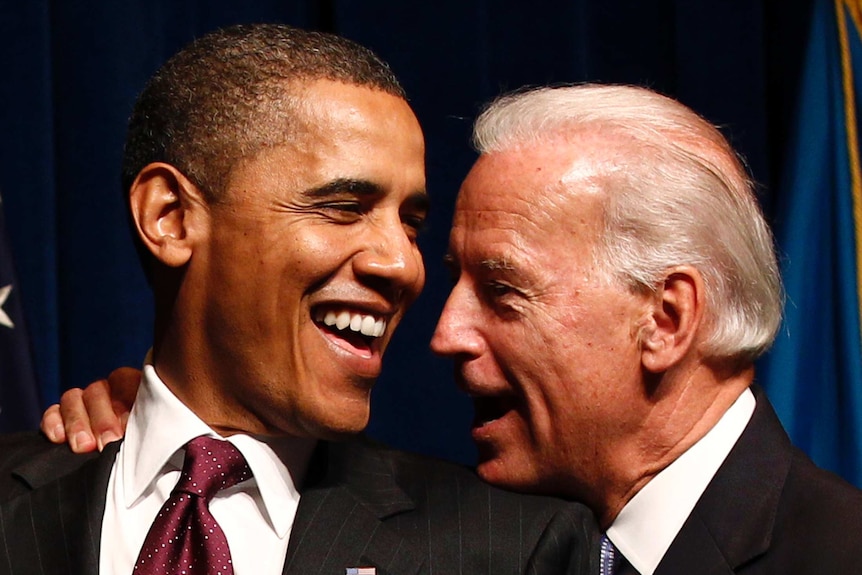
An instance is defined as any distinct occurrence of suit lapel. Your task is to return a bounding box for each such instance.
[283,439,424,575]
[0,441,118,574]
[654,513,735,575]
[655,387,791,574]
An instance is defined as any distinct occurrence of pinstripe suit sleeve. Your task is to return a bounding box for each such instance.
[0,431,113,574]
[0,431,52,499]
[371,441,599,574]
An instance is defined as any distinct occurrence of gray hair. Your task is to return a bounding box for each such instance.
[473,84,782,365]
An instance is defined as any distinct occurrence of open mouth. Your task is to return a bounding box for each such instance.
[472,395,517,428]
[313,308,387,357]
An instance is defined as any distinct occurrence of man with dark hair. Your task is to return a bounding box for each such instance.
[0,24,594,574]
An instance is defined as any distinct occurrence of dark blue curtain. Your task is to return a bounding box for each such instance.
[0,193,41,431]
[0,1,816,469]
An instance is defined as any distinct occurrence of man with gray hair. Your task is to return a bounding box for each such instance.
[430,84,862,573]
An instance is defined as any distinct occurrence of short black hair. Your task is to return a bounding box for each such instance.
[122,23,405,201]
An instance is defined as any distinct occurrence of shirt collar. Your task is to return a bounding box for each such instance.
[606,387,755,575]
[121,356,316,539]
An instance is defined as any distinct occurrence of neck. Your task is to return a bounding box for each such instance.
[151,313,271,437]
[592,363,754,528]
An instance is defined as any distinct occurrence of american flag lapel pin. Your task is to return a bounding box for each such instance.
[345,568,376,575]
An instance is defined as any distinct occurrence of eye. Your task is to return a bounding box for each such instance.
[401,214,427,240]
[485,281,516,299]
[400,191,429,241]
[326,201,362,213]
[482,280,528,318]
[318,201,363,222]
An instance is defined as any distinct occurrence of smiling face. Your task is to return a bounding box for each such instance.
[430,142,652,502]
[172,80,427,439]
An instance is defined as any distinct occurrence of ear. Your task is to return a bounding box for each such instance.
[640,266,705,373]
[128,163,207,267]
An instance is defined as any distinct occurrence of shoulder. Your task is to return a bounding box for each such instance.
[770,448,862,564]
[357,437,576,513]
[348,438,598,574]
[784,446,862,514]
[724,390,862,569]
[0,431,99,501]
[0,430,59,472]
[749,389,862,550]
[0,431,56,499]
[727,435,862,571]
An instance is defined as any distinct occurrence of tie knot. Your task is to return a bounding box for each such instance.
[173,436,252,500]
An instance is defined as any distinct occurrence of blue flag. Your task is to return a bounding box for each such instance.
[760,0,862,486]
[0,192,41,432]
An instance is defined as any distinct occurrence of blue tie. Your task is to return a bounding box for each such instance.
[600,534,618,575]
[601,535,640,574]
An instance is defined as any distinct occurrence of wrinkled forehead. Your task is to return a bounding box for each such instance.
[450,144,607,266]
[455,141,609,228]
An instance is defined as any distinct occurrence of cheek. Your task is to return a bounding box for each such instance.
[254,228,349,294]
[278,228,338,273]
[291,228,342,260]
[504,314,613,443]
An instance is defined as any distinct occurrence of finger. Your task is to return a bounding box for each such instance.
[58,387,99,454]
[40,403,66,443]
[81,380,125,451]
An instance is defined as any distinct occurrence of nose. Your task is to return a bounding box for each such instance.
[353,219,425,299]
[430,280,485,359]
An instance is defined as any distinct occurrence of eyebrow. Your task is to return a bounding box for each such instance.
[305,177,430,213]
[481,258,516,271]
[440,254,518,274]
[305,178,383,198]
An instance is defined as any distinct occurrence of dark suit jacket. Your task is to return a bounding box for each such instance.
[654,386,862,574]
[0,433,598,575]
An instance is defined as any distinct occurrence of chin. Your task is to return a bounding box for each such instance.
[476,455,523,490]
[475,447,550,494]
[302,405,371,441]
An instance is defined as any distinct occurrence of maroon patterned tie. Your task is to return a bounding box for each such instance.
[134,436,253,574]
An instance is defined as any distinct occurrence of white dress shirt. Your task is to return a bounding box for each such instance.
[99,360,316,575]
[606,388,756,575]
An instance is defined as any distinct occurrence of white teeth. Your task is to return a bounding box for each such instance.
[335,311,351,330]
[360,315,376,336]
[319,309,387,338]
